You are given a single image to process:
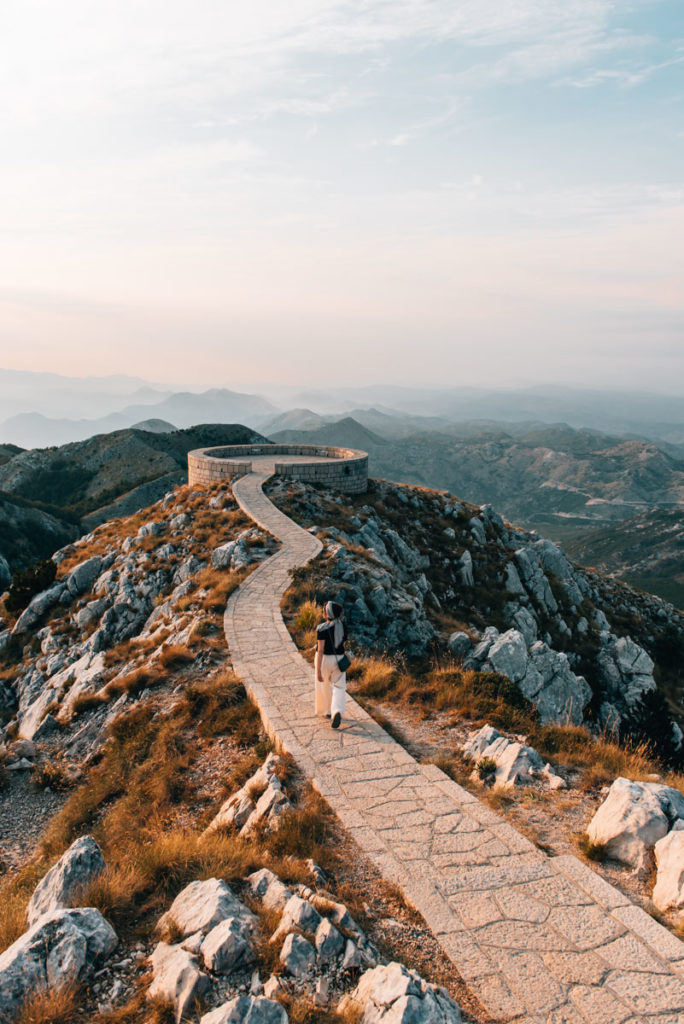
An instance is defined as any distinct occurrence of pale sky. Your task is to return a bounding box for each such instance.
[0,1,682,392]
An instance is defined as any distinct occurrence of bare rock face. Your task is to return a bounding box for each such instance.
[653,821,684,914]
[149,943,211,1024]
[27,835,106,926]
[200,996,289,1024]
[340,962,462,1023]
[586,777,684,870]
[0,908,117,1023]
[158,878,255,939]
[465,628,591,726]
[67,556,103,597]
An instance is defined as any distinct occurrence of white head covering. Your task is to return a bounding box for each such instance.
[325,600,344,649]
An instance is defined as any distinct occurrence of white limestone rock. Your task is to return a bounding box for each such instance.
[462,724,562,789]
[158,878,253,938]
[212,541,237,570]
[0,908,117,1022]
[0,553,10,590]
[653,821,684,914]
[596,633,657,714]
[27,835,106,926]
[247,869,293,911]
[486,629,528,683]
[149,943,211,1023]
[200,996,288,1024]
[274,895,323,940]
[279,933,316,978]
[200,916,256,973]
[340,962,462,1024]
[315,918,345,961]
[586,777,674,870]
[67,556,103,597]
[207,790,256,833]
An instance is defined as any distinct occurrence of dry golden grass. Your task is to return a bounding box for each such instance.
[350,654,684,794]
[104,665,165,700]
[157,644,194,670]
[16,983,82,1024]
[91,992,175,1024]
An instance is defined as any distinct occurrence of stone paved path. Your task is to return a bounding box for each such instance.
[225,466,684,1024]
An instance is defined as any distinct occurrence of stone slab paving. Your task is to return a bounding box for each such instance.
[224,469,684,1024]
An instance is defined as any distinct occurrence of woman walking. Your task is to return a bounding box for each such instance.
[315,601,348,729]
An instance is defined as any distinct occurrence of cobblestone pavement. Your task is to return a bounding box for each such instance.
[225,469,684,1024]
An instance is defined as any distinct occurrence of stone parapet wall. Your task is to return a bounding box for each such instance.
[187,444,368,494]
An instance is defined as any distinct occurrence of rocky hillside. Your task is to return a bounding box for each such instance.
[272,419,684,606]
[267,476,684,763]
[0,424,267,576]
[566,508,684,610]
[0,481,481,1024]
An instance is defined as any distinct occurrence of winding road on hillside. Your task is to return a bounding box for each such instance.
[225,458,684,1024]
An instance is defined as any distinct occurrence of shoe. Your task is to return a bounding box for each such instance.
[331,712,341,730]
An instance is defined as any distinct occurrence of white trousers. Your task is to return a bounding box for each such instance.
[314,652,347,717]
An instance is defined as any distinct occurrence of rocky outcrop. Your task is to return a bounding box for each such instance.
[465,628,591,725]
[596,633,657,728]
[339,962,462,1023]
[158,879,256,939]
[462,725,564,790]
[0,908,117,1023]
[205,754,291,837]
[27,835,106,926]
[586,777,684,870]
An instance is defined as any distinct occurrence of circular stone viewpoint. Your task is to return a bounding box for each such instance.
[187,443,369,494]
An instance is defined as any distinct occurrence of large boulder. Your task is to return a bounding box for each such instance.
[653,822,684,914]
[586,777,677,870]
[67,556,102,597]
[149,943,210,1024]
[27,836,106,926]
[0,908,117,1022]
[340,962,462,1023]
[486,629,527,683]
[158,879,254,939]
[200,996,288,1024]
[521,641,591,726]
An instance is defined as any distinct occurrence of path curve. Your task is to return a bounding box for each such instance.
[225,467,684,1024]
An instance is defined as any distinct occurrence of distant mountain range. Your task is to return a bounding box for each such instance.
[3,370,684,447]
[0,388,276,447]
